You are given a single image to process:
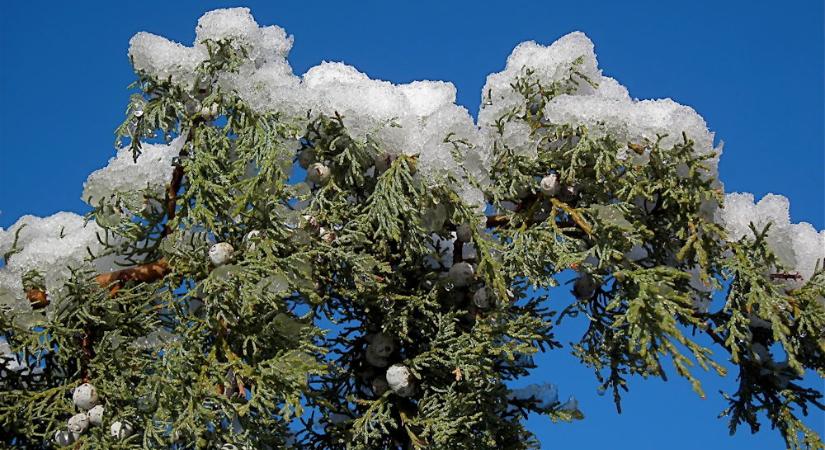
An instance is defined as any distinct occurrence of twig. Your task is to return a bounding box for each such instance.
[26,289,48,309]
[21,258,169,384]
[485,214,510,228]
[163,164,185,237]
[79,329,95,383]
[453,240,464,265]
[485,199,593,237]
[24,256,171,306]
[769,272,803,281]
[549,198,592,236]
[162,119,203,237]
[95,258,170,296]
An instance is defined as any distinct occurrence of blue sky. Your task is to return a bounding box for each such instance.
[1,1,822,448]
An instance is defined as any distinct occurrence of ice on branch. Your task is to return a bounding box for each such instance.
[127,7,491,208]
[479,30,721,178]
[716,193,825,281]
[594,76,630,100]
[129,32,206,88]
[478,31,603,156]
[0,213,118,306]
[301,62,460,141]
[303,62,416,128]
[543,96,721,174]
[508,383,559,408]
[195,7,293,60]
[1,7,823,448]
[202,8,306,118]
[301,61,490,206]
[480,32,601,118]
[82,136,184,207]
[130,8,294,91]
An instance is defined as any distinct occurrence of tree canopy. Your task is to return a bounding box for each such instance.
[1,7,823,450]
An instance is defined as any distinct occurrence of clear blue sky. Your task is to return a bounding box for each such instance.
[1,1,823,448]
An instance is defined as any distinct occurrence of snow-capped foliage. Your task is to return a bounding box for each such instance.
[0,213,118,308]
[508,383,559,408]
[1,8,822,450]
[543,96,721,174]
[717,192,825,281]
[82,137,185,207]
[0,8,755,305]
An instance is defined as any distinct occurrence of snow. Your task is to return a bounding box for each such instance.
[548,97,692,149]
[196,7,293,62]
[0,213,120,310]
[543,96,720,173]
[2,8,821,325]
[127,8,491,208]
[399,81,457,117]
[130,7,293,89]
[478,29,721,180]
[716,193,825,281]
[595,76,630,100]
[717,193,790,241]
[478,32,601,156]
[82,137,184,207]
[480,32,601,121]
[303,61,408,126]
[508,383,559,408]
[301,62,489,207]
[128,32,206,88]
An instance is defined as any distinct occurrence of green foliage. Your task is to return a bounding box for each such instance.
[1,34,822,450]
[717,227,825,450]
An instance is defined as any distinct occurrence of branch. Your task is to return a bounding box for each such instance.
[162,120,201,237]
[24,258,170,309]
[94,257,170,296]
[22,258,170,382]
[163,164,184,237]
[25,289,48,309]
[484,199,592,236]
[485,214,510,228]
[485,194,541,228]
[453,239,464,265]
[549,198,592,236]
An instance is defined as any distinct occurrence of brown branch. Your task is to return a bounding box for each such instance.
[162,119,202,237]
[550,198,592,236]
[163,164,184,237]
[79,329,95,383]
[484,194,541,228]
[485,208,591,237]
[22,258,170,383]
[770,272,803,281]
[21,123,199,387]
[114,126,199,285]
[26,289,48,309]
[95,258,170,296]
[453,239,464,265]
[485,214,510,228]
[23,258,171,310]
[23,143,182,306]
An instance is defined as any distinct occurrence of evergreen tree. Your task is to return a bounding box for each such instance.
[1,8,823,449]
